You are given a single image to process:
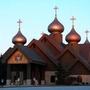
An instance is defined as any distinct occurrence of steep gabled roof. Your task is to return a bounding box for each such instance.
[28,39,37,47]
[28,34,65,53]
[28,39,58,66]
[28,34,66,61]
[79,44,90,61]
[57,46,77,59]
[39,34,65,53]
[1,45,46,65]
[1,47,16,63]
[58,46,90,71]
[36,41,58,65]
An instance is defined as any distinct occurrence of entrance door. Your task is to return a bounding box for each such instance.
[11,71,23,85]
[11,64,27,85]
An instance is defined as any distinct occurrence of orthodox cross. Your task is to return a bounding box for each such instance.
[85,30,89,40]
[70,16,76,28]
[54,6,58,17]
[17,19,22,29]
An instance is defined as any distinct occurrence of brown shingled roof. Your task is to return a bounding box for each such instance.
[79,44,90,61]
[58,45,90,71]
[1,45,46,65]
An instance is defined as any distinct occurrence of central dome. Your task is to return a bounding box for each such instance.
[48,17,64,33]
[12,30,27,45]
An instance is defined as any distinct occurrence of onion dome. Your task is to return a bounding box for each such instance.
[48,17,64,33]
[66,27,81,43]
[48,6,64,34]
[12,19,27,45]
[12,30,27,45]
[65,16,81,43]
[84,39,89,44]
[84,30,90,44]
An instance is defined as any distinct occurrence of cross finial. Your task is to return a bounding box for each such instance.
[85,30,89,40]
[54,6,58,18]
[70,16,76,28]
[17,19,22,30]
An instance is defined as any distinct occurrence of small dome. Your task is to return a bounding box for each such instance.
[48,17,64,33]
[84,39,89,44]
[12,30,27,45]
[66,27,81,43]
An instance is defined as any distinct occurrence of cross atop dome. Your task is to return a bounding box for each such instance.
[70,16,76,28]
[85,30,89,40]
[12,19,27,45]
[48,6,64,34]
[17,19,22,30]
[54,6,58,18]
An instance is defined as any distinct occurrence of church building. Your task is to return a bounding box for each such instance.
[0,7,90,85]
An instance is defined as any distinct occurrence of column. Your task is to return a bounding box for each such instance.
[6,64,11,85]
[41,68,45,85]
[26,64,31,85]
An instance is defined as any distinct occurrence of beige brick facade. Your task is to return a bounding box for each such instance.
[45,71,56,85]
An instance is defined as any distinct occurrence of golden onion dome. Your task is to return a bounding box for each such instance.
[65,27,81,43]
[48,17,64,33]
[12,30,27,45]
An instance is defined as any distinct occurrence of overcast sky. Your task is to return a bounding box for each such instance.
[0,0,90,54]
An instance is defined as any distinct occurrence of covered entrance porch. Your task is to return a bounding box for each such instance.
[6,64,31,85]
[6,63,45,85]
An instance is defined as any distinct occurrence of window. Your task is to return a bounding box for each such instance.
[50,75,56,83]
